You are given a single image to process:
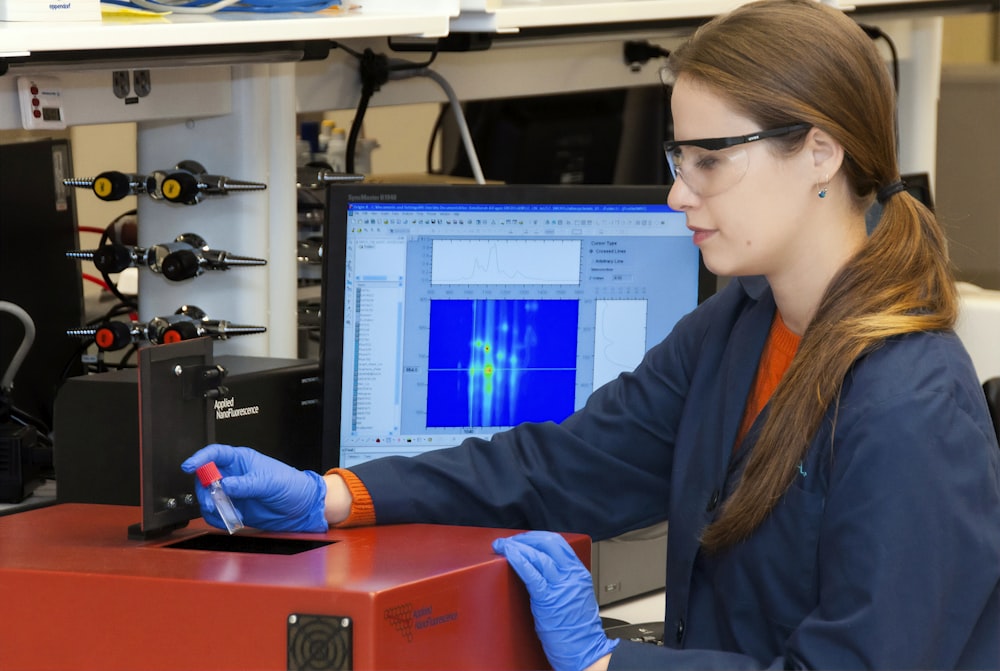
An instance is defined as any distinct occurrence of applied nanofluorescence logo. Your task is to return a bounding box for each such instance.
[384,602,459,643]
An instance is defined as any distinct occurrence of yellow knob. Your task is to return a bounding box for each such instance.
[162,178,181,200]
[93,177,112,198]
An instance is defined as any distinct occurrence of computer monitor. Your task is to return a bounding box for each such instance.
[443,86,671,187]
[320,183,710,470]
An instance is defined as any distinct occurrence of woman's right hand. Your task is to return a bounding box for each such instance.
[182,444,329,533]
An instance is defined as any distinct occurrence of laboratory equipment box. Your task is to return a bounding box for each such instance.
[0,504,583,670]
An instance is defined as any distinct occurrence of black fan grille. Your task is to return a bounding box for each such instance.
[287,613,352,671]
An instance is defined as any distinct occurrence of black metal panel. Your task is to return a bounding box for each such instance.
[0,41,332,75]
[130,337,217,540]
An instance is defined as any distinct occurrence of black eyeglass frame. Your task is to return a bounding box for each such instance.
[663,122,812,156]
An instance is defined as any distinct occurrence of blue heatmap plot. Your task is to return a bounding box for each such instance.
[427,299,579,428]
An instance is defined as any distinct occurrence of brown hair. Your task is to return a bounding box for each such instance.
[665,0,958,551]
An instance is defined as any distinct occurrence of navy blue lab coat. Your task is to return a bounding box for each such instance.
[352,276,1000,669]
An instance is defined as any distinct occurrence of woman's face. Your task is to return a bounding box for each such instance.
[666,75,816,279]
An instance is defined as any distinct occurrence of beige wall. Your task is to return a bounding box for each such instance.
[942,13,997,64]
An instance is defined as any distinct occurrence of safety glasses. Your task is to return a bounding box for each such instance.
[663,123,811,197]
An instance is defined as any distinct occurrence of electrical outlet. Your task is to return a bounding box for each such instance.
[112,70,130,99]
[133,70,151,98]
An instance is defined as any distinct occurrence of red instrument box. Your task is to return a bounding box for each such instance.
[0,504,588,670]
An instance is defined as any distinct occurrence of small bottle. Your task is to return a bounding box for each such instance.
[325,127,347,173]
[195,461,245,535]
[317,119,336,155]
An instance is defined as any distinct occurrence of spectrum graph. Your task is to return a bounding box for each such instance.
[432,239,581,285]
[426,299,579,428]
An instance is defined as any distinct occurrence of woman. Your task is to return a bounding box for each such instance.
[184,1,1000,668]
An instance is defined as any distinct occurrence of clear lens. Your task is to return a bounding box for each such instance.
[665,144,750,197]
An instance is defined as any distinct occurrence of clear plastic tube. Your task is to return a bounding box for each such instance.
[196,462,244,534]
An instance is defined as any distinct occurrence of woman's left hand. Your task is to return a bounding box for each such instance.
[493,530,618,671]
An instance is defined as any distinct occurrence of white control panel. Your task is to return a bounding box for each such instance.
[17,76,67,130]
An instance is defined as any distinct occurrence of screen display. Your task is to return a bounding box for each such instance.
[322,184,704,469]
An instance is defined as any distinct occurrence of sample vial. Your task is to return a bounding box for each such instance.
[195,461,245,534]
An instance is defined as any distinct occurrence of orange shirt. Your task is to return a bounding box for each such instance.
[735,313,801,449]
[332,312,800,526]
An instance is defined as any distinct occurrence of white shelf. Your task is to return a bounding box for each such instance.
[451,0,982,33]
[451,0,744,33]
[0,1,457,56]
[447,0,972,33]
[0,0,977,59]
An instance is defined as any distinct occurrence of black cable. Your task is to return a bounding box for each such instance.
[345,48,389,173]
[331,40,362,59]
[117,344,139,370]
[59,338,95,384]
[858,23,901,155]
[58,300,138,385]
[55,298,133,402]
[859,24,900,96]
[93,348,108,374]
[385,42,438,70]
[427,102,450,175]
[96,210,139,310]
[332,42,439,174]
[345,88,373,174]
[2,400,55,478]
[8,405,51,441]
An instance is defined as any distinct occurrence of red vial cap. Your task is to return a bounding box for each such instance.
[195,461,223,487]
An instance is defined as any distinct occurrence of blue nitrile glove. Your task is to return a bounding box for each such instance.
[181,443,328,533]
[493,530,619,671]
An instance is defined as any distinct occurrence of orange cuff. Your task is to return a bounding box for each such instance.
[326,468,376,527]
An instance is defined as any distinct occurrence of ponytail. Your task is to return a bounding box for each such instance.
[701,188,957,551]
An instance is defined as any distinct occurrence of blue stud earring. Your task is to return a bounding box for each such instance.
[818,174,829,199]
